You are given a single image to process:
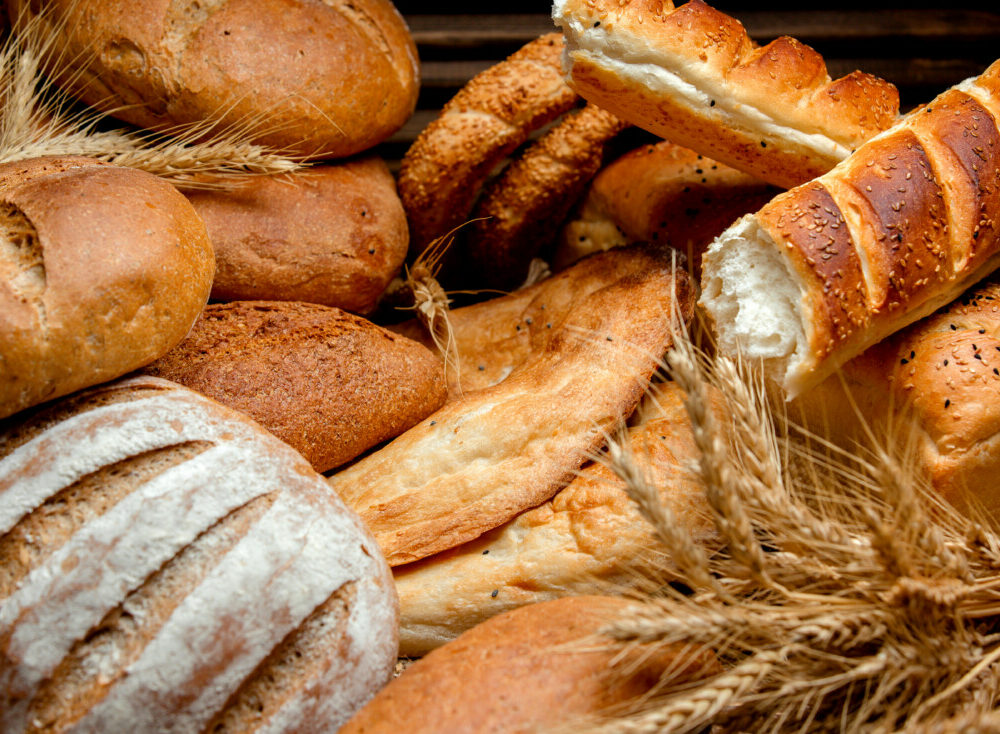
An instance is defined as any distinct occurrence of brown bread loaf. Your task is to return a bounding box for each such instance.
[0,376,398,733]
[143,301,448,473]
[187,158,408,314]
[10,0,419,158]
[553,0,899,188]
[0,156,213,420]
[701,59,1000,399]
[329,243,693,567]
[341,596,719,734]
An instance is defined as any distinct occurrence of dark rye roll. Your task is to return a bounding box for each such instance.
[0,376,397,733]
[701,59,1000,399]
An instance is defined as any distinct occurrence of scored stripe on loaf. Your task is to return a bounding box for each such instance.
[701,59,1000,398]
[0,376,397,733]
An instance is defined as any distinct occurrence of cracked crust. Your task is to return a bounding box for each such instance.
[397,33,579,258]
[553,0,899,188]
[9,0,419,158]
[0,156,214,420]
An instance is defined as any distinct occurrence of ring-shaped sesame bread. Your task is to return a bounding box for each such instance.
[553,0,900,189]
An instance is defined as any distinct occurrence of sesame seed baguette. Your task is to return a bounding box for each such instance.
[701,59,1000,400]
[552,0,899,189]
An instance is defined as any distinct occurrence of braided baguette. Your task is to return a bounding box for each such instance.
[552,0,899,188]
[701,59,1000,399]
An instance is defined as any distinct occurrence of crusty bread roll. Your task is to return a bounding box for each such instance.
[552,0,899,188]
[793,273,1000,520]
[0,156,213,421]
[342,596,718,734]
[465,103,628,289]
[701,59,1000,399]
[188,158,408,314]
[329,243,693,566]
[142,301,447,473]
[0,376,397,733]
[10,0,419,158]
[390,243,689,398]
[394,382,716,657]
[555,140,779,272]
[397,33,578,258]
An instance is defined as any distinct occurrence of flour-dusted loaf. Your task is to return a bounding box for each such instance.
[0,156,213,421]
[701,59,1000,399]
[394,382,717,657]
[330,243,693,567]
[143,301,448,473]
[0,376,398,733]
[10,0,419,158]
[341,596,719,734]
[552,0,899,188]
[188,158,408,314]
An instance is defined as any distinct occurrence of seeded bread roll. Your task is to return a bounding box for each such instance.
[10,0,419,158]
[0,376,397,733]
[397,33,579,258]
[188,158,408,314]
[0,156,213,421]
[555,140,779,272]
[341,596,719,734]
[701,59,1000,399]
[552,0,899,188]
[143,301,447,473]
[329,243,693,566]
[394,382,717,657]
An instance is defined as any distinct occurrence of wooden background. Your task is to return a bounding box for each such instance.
[379,2,1000,164]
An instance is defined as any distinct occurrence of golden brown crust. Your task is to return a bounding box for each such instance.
[556,140,779,271]
[553,0,899,188]
[0,156,213,420]
[329,244,693,566]
[187,158,407,314]
[10,0,419,158]
[394,382,717,656]
[397,33,579,257]
[465,104,628,289]
[341,596,719,734]
[142,301,447,473]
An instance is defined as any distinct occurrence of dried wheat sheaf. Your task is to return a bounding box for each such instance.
[0,9,302,187]
[578,327,1000,733]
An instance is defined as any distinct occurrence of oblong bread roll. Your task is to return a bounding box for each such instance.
[701,59,1000,399]
[394,381,716,657]
[329,243,693,566]
[552,0,899,188]
[0,376,397,733]
[555,140,779,272]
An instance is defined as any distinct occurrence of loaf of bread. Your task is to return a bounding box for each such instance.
[187,158,408,314]
[390,243,690,398]
[552,0,899,188]
[341,596,719,734]
[701,59,1000,399]
[464,103,628,289]
[397,33,579,258]
[0,156,213,421]
[0,376,398,733]
[394,381,716,656]
[330,243,693,566]
[10,0,419,158]
[142,301,448,473]
[555,140,779,273]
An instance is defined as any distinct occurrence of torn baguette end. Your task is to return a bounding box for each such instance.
[700,215,812,398]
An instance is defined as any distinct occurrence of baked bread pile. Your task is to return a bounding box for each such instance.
[1,0,999,731]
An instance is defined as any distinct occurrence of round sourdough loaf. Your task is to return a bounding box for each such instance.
[142,301,448,473]
[0,156,213,421]
[9,0,419,158]
[0,375,398,733]
[186,158,408,313]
